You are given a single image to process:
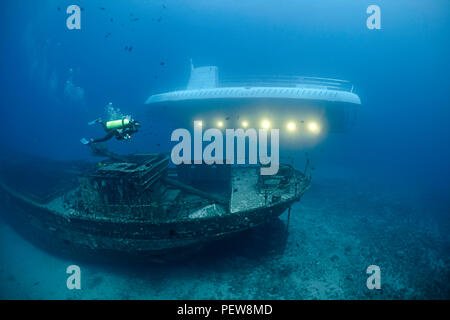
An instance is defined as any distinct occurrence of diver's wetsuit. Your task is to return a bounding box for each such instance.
[89,119,140,144]
[91,130,116,143]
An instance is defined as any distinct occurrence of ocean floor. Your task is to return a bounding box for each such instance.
[0,167,449,299]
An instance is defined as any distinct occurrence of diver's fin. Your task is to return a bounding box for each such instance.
[80,138,91,145]
[88,118,101,126]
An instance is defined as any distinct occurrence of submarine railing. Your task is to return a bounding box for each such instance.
[219,76,354,92]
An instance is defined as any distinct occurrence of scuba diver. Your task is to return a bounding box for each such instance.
[81,116,141,145]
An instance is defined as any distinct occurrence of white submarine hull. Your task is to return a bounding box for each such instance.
[145,64,362,133]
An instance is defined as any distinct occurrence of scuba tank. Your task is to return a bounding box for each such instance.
[106,118,130,130]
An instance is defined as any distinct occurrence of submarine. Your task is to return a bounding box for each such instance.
[145,62,362,137]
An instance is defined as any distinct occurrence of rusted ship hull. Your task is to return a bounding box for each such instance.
[0,153,310,262]
[0,184,293,261]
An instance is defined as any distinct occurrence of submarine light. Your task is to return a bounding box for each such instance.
[307,121,320,133]
[261,120,271,129]
[195,120,203,127]
[286,121,296,132]
[217,121,224,128]
[241,121,249,128]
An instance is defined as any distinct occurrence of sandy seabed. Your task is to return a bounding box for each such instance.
[0,168,449,300]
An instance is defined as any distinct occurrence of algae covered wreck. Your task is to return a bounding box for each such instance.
[0,146,310,261]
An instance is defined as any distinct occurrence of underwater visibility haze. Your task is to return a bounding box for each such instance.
[0,0,449,300]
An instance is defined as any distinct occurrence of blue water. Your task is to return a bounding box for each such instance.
[0,0,449,299]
